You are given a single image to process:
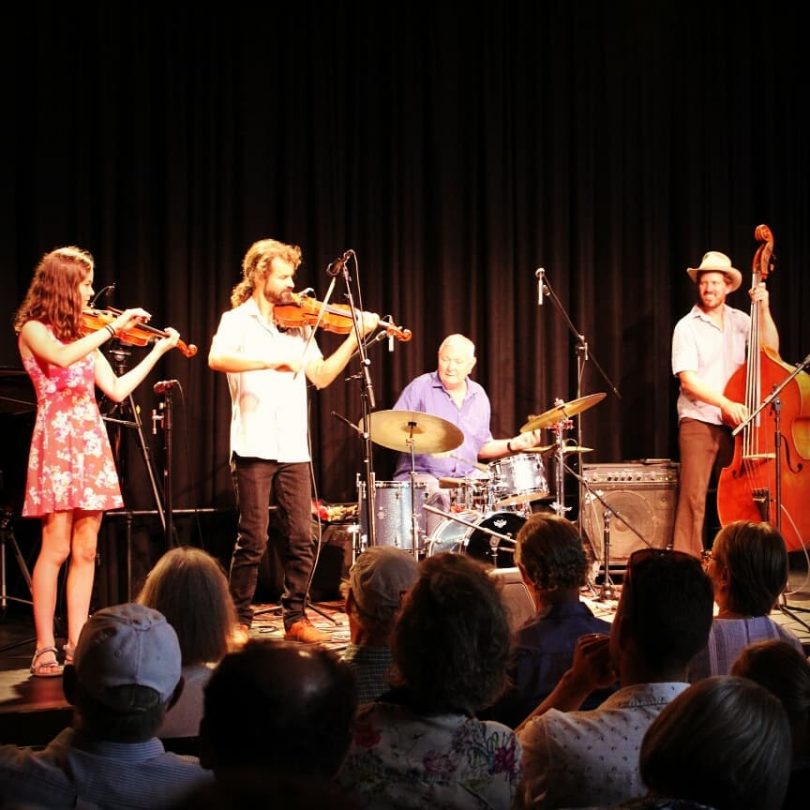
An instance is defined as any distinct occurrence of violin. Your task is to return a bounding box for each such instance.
[80,307,198,358]
[273,292,412,342]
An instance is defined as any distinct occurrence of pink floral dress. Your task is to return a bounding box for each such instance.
[20,329,123,516]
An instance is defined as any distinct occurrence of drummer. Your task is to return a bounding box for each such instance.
[392,334,541,526]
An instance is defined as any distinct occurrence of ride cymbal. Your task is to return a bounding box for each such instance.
[520,393,606,432]
[359,410,464,455]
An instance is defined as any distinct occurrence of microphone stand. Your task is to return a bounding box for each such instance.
[563,460,651,599]
[336,251,379,548]
[536,268,621,529]
[152,385,177,548]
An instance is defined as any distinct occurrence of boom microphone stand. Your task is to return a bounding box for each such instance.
[534,268,621,525]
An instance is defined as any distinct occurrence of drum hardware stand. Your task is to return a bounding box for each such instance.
[549,416,574,518]
[533,268,621,530]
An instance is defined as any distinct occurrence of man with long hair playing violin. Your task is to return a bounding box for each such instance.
[15,246,179,676]
[209,238,377,645]
[671,250,778,557]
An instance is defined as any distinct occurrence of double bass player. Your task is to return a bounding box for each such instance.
[671,250,779,557]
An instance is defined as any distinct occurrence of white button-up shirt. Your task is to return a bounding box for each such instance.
[211,298,322,462]
[671,304,750,425]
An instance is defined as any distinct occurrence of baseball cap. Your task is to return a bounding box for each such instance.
[349,546,419,621]
[73,603,182,708]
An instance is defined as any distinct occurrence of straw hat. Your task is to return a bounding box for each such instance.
[686,251,742,292]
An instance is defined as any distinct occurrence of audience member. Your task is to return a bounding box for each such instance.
[340,546,419,703]
[608,676,791,810]
[194,639,357,803]
[338,552,521,809]
[0,603,211,808]
[517,548,714,809]
[732,639,810,810]
[484,514,613,726]
[689,520,803,680]
[137,546,237,740]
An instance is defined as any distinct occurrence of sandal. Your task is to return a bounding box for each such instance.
[30,646,64,678]
[63,643,75,665]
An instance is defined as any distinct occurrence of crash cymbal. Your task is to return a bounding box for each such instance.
[359,410,464,454]
[523,445,594,456]
[521,393,606,432]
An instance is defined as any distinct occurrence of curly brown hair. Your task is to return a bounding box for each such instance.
[391,552,511,714]
[230,238,302,308]
[14,246,94,341]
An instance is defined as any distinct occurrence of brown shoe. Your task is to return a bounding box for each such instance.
[284,619,329,644]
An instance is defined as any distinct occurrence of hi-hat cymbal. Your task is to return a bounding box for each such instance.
[524,445,594,456]
[521,393,606,432]
[359,410,464,454]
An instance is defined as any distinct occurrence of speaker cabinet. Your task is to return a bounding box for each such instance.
[581,462,679,567]
[489,567,535,631]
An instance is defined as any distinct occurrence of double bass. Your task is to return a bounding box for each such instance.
[716,224,810,550]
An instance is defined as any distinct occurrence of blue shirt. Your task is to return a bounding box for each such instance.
[0,727,212,809]
[484,601,613,727]
[392,371,494,479]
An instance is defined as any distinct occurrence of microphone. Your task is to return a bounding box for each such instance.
[326,250,352,277]
[535,268,545,305]
[90,283,116,308]
[153,379,179,394]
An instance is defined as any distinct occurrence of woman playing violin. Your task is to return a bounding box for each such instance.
[14,246,179,676]
[208,238,378,645]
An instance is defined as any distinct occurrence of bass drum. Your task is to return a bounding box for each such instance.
[426,510,525,568]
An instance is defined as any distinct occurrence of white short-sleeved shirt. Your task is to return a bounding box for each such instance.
[211,298,322,462]
[671,304,750,425]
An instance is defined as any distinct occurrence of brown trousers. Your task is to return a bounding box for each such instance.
[672,418,733,557]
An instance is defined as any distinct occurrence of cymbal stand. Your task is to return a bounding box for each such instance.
[549,415,574,518]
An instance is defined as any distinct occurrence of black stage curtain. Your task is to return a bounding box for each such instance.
[1,1,808,524]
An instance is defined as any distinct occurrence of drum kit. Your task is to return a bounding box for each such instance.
[355,393,605,567]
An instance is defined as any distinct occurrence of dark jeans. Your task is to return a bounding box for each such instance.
[229,455,313,629]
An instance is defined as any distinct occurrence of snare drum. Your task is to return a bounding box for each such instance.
[357,479,427,551]
[426,510,526,567]
[489,453,549,507]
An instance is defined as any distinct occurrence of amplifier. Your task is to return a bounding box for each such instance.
[581,461,679,566]
[581,460,679,485]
